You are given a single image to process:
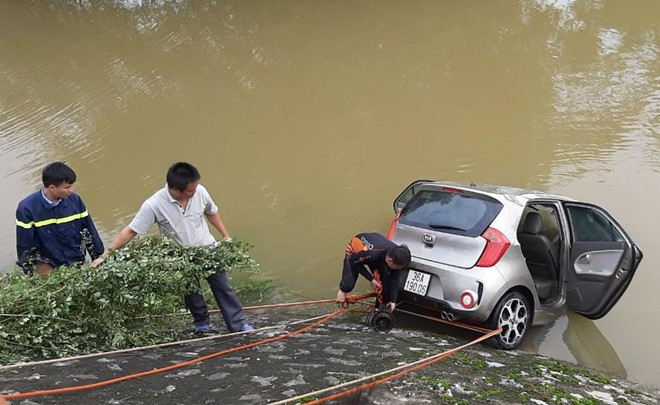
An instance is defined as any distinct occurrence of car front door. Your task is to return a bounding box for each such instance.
[563,203,643,319]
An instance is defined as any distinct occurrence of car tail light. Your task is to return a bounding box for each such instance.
[441,187,463,194]
[386,211,401,240]
[460,291,476,309]
[475,227,510,267]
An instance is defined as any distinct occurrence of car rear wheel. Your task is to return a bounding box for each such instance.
[487,291,532,350]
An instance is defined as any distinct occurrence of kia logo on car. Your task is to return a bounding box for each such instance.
[422,234,435,244]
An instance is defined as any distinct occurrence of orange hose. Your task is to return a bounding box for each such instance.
[370,270,384,304]
[244,292,375,310]
[304,327,502,404]
[393,307,492,333]
[3,307,349,400]
[351,300,492,334]
[1,294,376,372]
[141,294,375,318]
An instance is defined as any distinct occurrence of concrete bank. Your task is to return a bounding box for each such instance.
[1,304,658,404]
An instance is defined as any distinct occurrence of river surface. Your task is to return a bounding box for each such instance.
[1,0,659,388]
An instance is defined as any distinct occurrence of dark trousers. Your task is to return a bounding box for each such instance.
[339,256,360,293]
[339,257,389,306]
[184,269,246,332]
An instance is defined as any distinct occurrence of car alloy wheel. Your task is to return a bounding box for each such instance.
[488,291,532,350]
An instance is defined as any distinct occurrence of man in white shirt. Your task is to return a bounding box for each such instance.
[92,162,252,333]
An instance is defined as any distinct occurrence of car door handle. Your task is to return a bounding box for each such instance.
[577,254,590,263]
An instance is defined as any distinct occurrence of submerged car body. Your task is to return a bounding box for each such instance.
[388,180,643,349]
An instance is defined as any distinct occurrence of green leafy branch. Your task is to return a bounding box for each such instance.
[0,236,259,363]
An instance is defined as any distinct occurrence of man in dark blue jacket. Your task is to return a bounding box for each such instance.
[15,162,104,276]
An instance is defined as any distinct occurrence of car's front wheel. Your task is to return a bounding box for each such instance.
[487,291,532,350]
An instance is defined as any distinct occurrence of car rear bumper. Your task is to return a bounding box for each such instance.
[398,256,509,323]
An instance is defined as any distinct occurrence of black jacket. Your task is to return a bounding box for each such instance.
[347,232,401,303]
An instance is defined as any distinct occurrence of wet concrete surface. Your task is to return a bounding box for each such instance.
[1,304,659,404]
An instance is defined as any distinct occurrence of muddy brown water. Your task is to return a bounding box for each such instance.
[0,0,659,387]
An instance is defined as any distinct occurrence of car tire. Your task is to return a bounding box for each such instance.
[486,291,532,350]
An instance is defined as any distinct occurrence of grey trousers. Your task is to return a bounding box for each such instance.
[184,269,247,332]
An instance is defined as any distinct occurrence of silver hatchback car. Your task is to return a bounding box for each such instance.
[388,180,643,349]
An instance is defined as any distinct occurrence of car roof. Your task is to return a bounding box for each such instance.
[412,180,579,205]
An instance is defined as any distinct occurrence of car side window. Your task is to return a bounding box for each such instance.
[567,205,624,242]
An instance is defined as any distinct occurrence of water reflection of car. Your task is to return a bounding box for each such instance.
[388,180,643,350]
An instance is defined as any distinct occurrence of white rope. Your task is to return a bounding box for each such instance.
[267,328,500,405]
[0,314,329,371]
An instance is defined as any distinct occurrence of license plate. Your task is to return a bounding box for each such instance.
[403,270,431,296]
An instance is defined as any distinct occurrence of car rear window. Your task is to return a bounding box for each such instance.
[398,189,503,237]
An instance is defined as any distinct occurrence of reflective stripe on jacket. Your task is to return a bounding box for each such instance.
[15,191,104,272]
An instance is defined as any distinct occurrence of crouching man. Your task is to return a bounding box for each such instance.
[336,232,411,311]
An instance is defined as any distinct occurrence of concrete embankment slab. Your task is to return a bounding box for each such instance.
[2,305,659,404]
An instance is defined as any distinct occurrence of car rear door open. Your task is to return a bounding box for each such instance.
[564,203,643,319]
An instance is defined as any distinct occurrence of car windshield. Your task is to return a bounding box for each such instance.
[399,189,503,237]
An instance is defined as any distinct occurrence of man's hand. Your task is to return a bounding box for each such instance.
[90,227,136,268]
[91,247,115,268]
[370,278,382,292]
[91,255,106,268]
[336,290,346,303]
[386,302,396,312]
